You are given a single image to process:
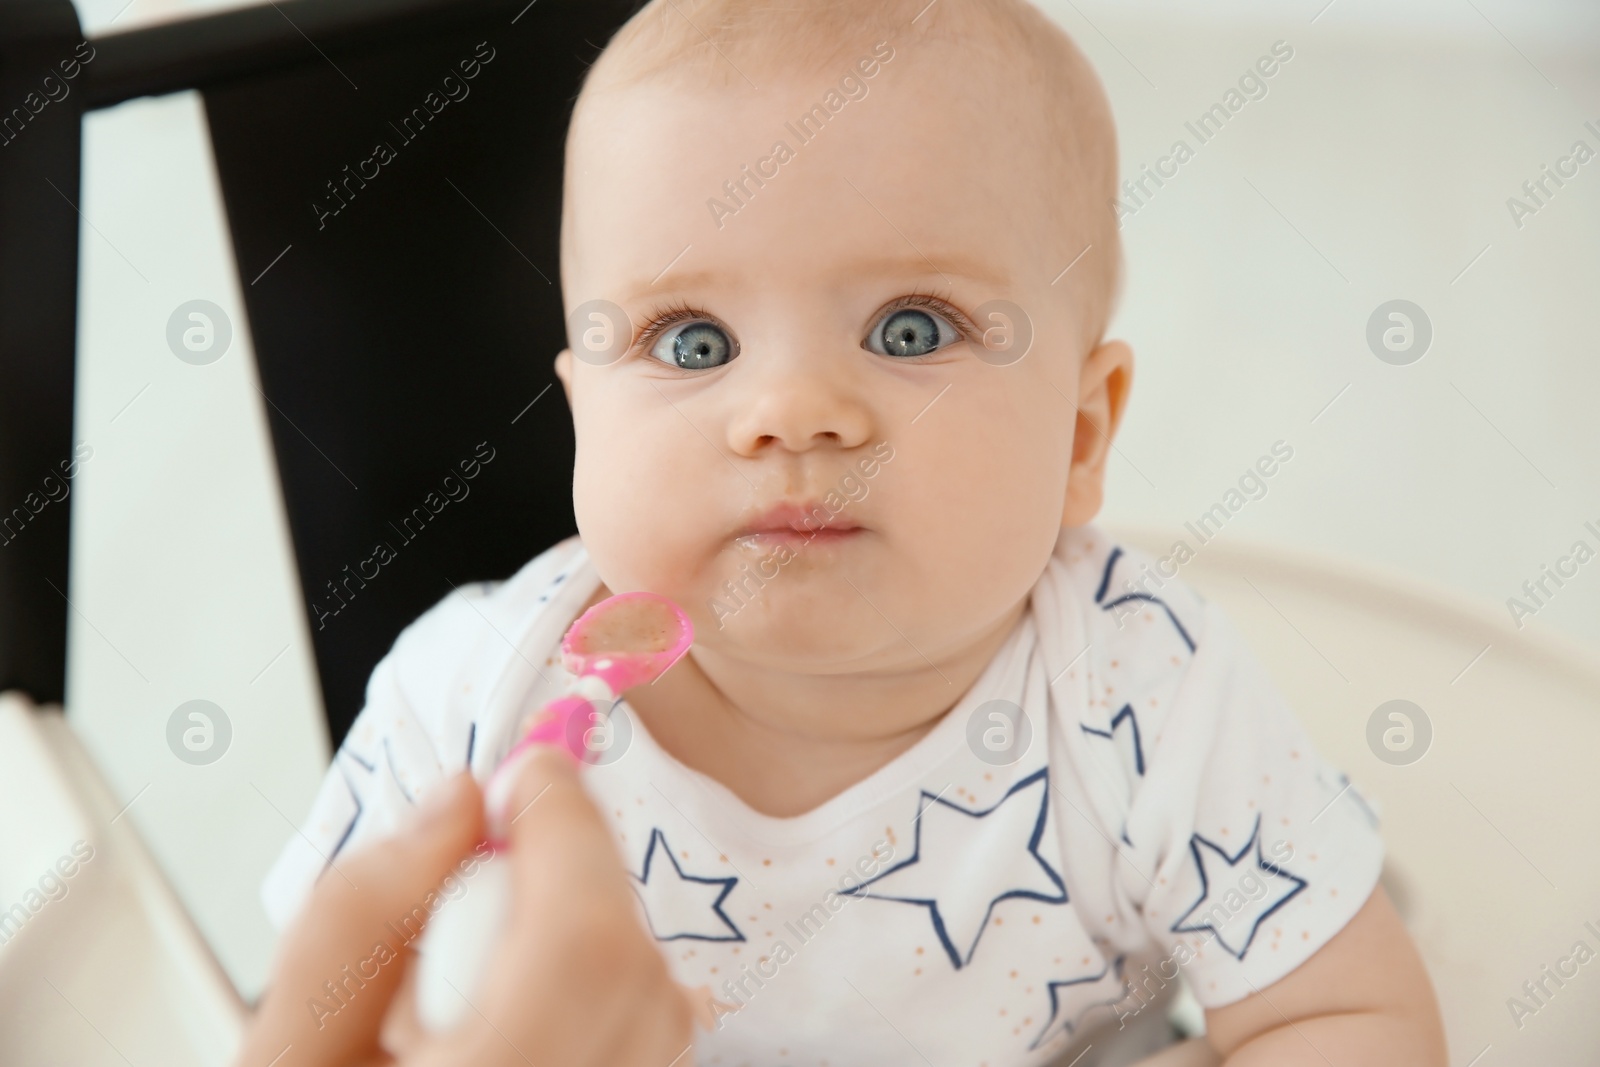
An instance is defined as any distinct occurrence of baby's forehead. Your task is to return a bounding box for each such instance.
[571,0,1113,208]
[567,72,1041,296]
[564,0,1120,345]
[587,0,1028,90]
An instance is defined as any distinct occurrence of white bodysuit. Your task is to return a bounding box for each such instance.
[263,525,1384,1067]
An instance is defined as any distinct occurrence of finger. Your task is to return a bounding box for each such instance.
[470,746,648,1060]
[600,976,697,1067]
[493,743,628,900]
[442,749,697,1067]
[237,772,484,1067]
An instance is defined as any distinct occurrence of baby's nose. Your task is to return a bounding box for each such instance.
[723,349,874,456]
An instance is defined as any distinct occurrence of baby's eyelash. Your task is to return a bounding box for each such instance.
[880,290,979,342]
[633,301,715,352]
[630,291,980,354]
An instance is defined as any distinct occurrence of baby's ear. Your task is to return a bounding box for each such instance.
[1062,339,1134,527]
[554,348,574,402]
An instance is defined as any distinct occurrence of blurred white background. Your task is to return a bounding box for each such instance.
[60,0,1600,1041]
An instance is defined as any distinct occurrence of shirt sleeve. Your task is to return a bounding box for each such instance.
[259,646,450,931]
[1116,601,1385,1009]
[260,538,587,931]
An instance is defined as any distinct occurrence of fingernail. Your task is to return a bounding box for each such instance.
[485,744,572,844]
[484,746,537,842]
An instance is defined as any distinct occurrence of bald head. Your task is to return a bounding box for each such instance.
[567,0,1122,351]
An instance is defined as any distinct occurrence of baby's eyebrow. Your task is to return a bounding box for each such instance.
[627,266,722,299]
[628,252,1011,303]
[842,251,1013,290]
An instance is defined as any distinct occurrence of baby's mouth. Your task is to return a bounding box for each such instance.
[732,500,866,559]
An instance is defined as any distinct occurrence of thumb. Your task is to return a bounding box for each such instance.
[462,746,657,1064]
[494,745,627,906]
[239,772,485,1067]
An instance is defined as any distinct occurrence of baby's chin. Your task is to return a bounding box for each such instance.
[691,564,924,671]
[702,608,923,675]
[591,535,951,669]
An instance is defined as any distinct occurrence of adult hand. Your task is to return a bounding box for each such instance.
[234,748,695,1067]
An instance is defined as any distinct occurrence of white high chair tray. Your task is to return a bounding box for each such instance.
[0,692,244,1066]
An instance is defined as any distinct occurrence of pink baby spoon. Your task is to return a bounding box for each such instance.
[480,591,693,841]
[416,591,693,1032]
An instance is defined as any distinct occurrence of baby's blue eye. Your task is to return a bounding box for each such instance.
[650,321,736,370]
[867,306,962,358]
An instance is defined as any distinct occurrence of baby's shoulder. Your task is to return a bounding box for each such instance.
[375,536,588,721]
[1045,527,1213,746]
[1052,526,1207,659]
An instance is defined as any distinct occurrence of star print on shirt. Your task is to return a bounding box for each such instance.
[1081,703,1146,777]
[324,742,385,866]
[845,767,1067,969]
[1093,545,1196,652]
[1170,814,1306,959]
[1029,953,1131,1052]
[631,828,745,943]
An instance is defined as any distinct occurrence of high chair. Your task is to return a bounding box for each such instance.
[1,0,1596,1063]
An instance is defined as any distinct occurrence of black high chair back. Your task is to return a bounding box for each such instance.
[0,0,642,746]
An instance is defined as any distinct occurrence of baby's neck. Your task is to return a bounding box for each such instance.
[619,597,1028,818]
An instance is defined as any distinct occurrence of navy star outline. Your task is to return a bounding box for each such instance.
[1028,953,1130,1052]
[1093,546,1197,652]
[324,746,375,868]
[843,766,1068,970]
[1169,813,1307,959]
[631,828,745,943]
[1081,702,1146,777]
[340,742,376,773]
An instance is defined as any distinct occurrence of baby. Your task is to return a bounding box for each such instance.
[264,1,1447,1063]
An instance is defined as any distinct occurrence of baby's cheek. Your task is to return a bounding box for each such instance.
[571,445,726,600]
[887,426,1064,617]
[911,514,1057,639]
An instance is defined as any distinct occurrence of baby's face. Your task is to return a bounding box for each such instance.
[557,48,1113,675]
